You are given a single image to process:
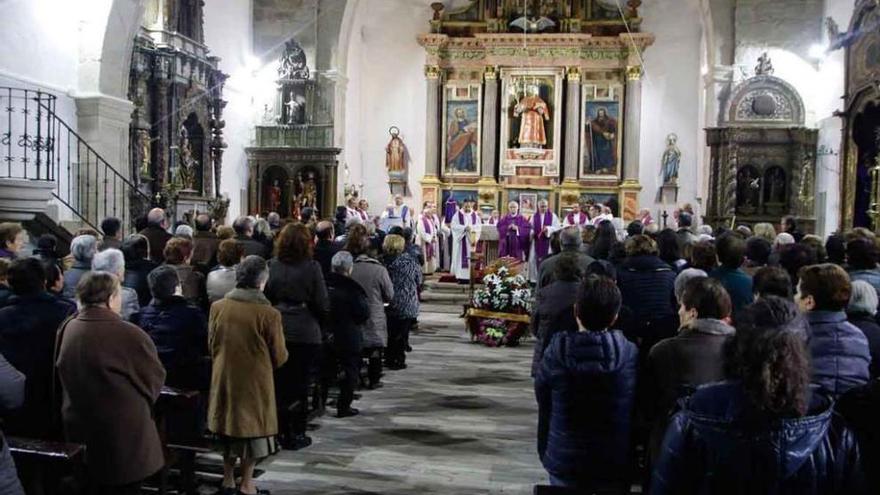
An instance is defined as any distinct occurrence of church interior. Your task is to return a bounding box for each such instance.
[1,0,880,494]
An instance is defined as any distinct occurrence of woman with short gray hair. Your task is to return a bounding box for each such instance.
[208,255,288,495]
[847,279,880,378]
[92,248,140,320]
[63,235,98,299]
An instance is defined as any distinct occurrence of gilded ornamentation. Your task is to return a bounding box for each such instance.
[484,66,497,80]
[425,65,442,79]
[566,67,581,82]
[626,65,642,81]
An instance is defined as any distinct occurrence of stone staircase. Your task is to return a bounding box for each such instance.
[420,276,475,315]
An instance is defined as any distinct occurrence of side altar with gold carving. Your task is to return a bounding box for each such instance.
[418,0,653,221]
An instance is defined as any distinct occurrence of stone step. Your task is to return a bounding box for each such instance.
[419,303,465,315]
[422,280,479,294]
[420,291,471,304]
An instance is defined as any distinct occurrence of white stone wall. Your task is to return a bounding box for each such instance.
[343,0,431,216]
[204,0,256,223]
[639,0,705,221]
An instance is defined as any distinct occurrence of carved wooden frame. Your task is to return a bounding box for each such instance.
[441,82,483,178]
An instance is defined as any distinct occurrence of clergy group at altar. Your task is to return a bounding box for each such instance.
[349,195,619,284]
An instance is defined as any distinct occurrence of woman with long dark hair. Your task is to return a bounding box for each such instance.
[589,220,619,261]
[264,223,329,450]
[651,297,865,494]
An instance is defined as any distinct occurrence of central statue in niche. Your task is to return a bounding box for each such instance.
[514,84,550,149]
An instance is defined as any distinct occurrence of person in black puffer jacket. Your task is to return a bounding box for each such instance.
[616,235,678,354]
[133,265,209,391]
[651,297,866,495]
[536,275,638,492]
[325,251,370,417]
[122,234,159,307]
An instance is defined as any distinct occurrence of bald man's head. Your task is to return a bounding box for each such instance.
[316,220,334,241]
[147,208,166,228]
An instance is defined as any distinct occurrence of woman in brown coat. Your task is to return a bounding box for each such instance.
[209,255,288,495]
[55,271,166,493]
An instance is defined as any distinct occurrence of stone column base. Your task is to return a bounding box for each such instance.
[619,180,642,222]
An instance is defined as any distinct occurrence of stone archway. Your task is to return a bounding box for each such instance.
[76,0,146,177]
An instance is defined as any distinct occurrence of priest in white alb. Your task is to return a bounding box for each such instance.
[528,199,560,283]
[450,199,481,282]
[417,201,440,274]
[562,202,590,229]
[380,194,413,231]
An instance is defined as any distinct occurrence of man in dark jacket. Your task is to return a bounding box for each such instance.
[133,265,209,391]
[314,221,340,279]
[616,235,678,355]
[796,263,870,397]
[138,208,172,264]
[191,214,219,272]
[644,277,735,463]
[536,227,594,290]
[710,232,754,313]
[233,216,270,258]
[0,258,76,438]
[122,234,159,307]
[326,251,369,418]
[535,275,638,492]
[530,253,582,377]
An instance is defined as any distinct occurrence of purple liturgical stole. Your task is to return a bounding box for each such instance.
[532,211,553,263]
[497,214,528,260]
[422,216,435,260]
[458,210,477,269]
[566,212,587,225]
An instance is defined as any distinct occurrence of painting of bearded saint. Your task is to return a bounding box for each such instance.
[584,102,619,175]
[446,105,479,173]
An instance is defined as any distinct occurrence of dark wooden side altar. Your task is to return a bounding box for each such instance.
[704,55,818,231]
[418,0,653,221]
[246,39,339,219]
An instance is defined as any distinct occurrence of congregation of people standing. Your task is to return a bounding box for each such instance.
[529,209,879,494]
[0,198,430,493]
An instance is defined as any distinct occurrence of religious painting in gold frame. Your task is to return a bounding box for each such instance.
[580,83,624,180]
[499,68,564,178]
[441,83,482,177]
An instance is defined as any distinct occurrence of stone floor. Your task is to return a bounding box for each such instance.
[253,310,547,494]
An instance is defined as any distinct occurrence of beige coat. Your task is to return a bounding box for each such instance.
[55,307,166,486]
[208,288,288,438]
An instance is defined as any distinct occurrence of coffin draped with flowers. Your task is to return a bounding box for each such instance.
[465,259,533,347]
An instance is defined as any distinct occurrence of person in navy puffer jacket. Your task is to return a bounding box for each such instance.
[795,263,870,397]
[535,275,638,492]
[651,297,865,495]
[133,265,209,391]
[616,235,678,355]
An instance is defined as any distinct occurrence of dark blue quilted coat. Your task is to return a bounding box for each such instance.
[535,329,638,481]
[651,381,865,495]
[806,311,870,397]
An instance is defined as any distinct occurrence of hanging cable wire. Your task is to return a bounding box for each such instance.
[614,0,648,82]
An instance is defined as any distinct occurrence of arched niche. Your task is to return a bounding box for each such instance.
[736,165,761,215]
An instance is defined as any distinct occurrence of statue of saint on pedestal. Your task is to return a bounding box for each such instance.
[660,133,681,185]
[176,126,198,191]
[514,84,550,149]
[386,127,407,175]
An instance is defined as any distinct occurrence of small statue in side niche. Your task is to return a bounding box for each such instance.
[798,154,815,211]
[386,127,407,175]
[176,126,198,191]
[261,104,276,125]
[138,129,151,179]
[284,96,304,125]
[300,173,317,210]
[660,133,681,186]
[268,180,282,213]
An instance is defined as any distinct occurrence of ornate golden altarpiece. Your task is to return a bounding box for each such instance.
[837,0,880,231]
[418,0,653,220]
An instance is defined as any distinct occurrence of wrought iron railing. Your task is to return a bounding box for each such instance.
[0,87,151,233]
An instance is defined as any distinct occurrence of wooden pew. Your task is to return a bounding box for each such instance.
[155,386,205,495]
[8,436,85,495]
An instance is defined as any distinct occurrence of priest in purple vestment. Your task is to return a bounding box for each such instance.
[497,201,531,261]
[528,199,561,283]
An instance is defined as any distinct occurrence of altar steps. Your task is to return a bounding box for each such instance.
[420,276,477,312]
